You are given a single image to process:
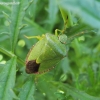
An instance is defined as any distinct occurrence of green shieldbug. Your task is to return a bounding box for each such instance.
[25,28,89,74]
[25,33,67,74]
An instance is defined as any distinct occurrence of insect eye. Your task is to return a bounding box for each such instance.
[26,60,40,74]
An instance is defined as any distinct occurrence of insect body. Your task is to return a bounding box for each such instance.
[25,33,67,74]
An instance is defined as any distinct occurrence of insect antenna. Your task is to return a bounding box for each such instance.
[66,30,94,44]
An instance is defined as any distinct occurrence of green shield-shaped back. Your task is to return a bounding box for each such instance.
[25,33,67,74]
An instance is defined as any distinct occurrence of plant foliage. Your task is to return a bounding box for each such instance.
[0,0,100,100]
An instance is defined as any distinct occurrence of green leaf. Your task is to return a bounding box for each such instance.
[64,24,94,44]
[60,83,100,100]
[71,39,82,58]
[24,17,47,33]
[59,7,73,27]
[0,46,15,58]
[10,0,27,53]
[37,75,59,100]
[38,74,100,100]
[26,0,38,19]
[47,0,58,31]
[58,0,100,29]
[0,57,16,100]
[65,24,93,36]
[18,76,35,100]
[0,46,24,66]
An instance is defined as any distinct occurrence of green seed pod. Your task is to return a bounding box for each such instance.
[25,33,67,74]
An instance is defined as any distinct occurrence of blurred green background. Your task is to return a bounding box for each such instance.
[0,0,100,100]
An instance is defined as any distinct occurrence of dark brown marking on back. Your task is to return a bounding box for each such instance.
[26,60,40,74]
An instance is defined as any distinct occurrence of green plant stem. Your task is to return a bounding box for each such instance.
[0,47,24,66]
[1,5,47,34]
[17,57,25,66]
[24,17,47,33]
[0,47,15,58]
[10,0,25,53]
[59,7,73,28]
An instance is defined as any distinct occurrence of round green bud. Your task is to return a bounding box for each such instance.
[0,60,6,64]
[59,74,67,82]
[18,39,25,47]
[0,54,3,61]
